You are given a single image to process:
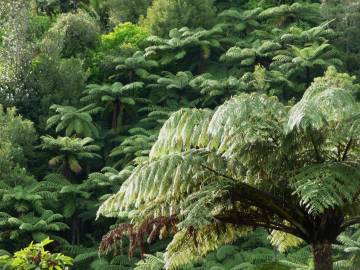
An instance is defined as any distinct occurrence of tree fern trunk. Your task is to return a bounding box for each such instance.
[112,101,121,130]
[72,217,80,245]
[63,156,73,180]
[197,54,206,74]
[312,241,333,270]
[128,70,134,83]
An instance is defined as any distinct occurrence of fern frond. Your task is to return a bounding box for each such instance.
[291,162,360,215]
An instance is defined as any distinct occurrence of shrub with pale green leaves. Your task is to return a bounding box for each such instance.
[90,22,149,80]
[0,105,36,181]
[0,238,73,270]
[100,22,149,52]
[142,0,217,37]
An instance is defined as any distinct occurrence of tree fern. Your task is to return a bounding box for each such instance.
[40,136,101,177]
[145,27,221,71]
[82,81,148,130]
[47,104,101,138]
[98,67,360,270]
[258,3,320,26]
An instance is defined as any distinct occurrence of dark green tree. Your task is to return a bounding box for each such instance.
[143,0,217,37]
[106,0,151,24]
[321,0,360,80]
[40,10,100,58]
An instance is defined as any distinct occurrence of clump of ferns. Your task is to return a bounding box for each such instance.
[99,216,178,259]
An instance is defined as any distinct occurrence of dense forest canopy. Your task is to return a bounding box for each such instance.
[1,0,360,269]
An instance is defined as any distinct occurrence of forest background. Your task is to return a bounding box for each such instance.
[1,0,360,269]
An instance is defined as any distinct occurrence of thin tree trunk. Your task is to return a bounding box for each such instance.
[312,241,333,270]
[63,156,73,180]
[197,54,207,74]
[128,70,134,83]
[76,219,80,245]
[71,218,76,244]
[112,101,121,130]
[72,217,80,245]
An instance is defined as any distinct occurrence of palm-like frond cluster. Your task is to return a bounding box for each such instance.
[2,1,360,270]
[98,67,360,269]
[40,136,101,175]
[47,104,101,138]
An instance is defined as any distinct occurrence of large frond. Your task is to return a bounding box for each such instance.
[291,162,360,215]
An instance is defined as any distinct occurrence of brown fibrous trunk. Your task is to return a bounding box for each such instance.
[312,241,333,270]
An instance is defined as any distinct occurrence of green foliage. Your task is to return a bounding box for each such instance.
[98,67,360,269]
[291,163,360,215]
[101,23,149,52]
[0,209,69,243]
[40,136,101,176]
[278,247,313,270]
[0,238,73,270]
[0,0,33,109]
[321,0,360,80]
[32,0,81,14]
[29,15,53,40]
[271,43,342,86]
[333,226,360,269]
[41,11,100,58]
[113,50,158,80]
[4,1,360,270]
[143,0,217,37]
[30,56,89,126]
[145,27,221,72]
[90,23,150,81]
[135,229,310,270]
[109,128,157,168]
[0,106,70,249]
[106,0,151,24]
[135,252,164,270]
[83,81,146,130]
[258,2,320,26]
[47,104,100,138]
[0,106,36,180]
[191,72,238,100]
